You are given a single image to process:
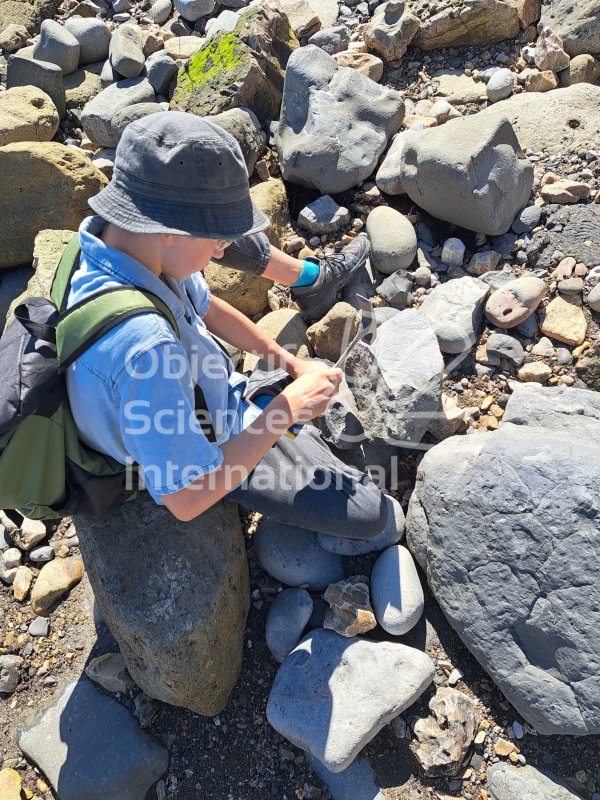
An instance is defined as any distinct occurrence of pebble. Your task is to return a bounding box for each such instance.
[468,250,501,276]
[265,588,314,663]
[254,521,343,591]
[323,575,377,637]
[0,655,23,693]
[556,347,573,365]
[298,195,350,235]
[366,207,417,273]
[0,768,22,800]
[2,548,22,570]
[317,496,405,556]
[12,565,34,601]
[28,616,50,637]
[441,237,465,267]
[85,653,135,694]
[486,68,514,102]
[586,283,600,312]
[371,545,424,635]
[30,557,85,616]
[15,517,46,551]
[512,720,524,739]
[558,277,584,294]
[531,336,555,357]
[540,296,587,346]
[518,361,552,383]
[485,276,546,328]
[29,545,54,563]
[512,204,542,234]
[448,668,463,686]
[486,333,525,366]
[266,629,435,773]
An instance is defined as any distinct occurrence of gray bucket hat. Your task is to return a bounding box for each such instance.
[88,111,269,239]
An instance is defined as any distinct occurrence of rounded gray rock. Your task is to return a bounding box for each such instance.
[173,0,215,21]
[586,283,600,313]
[145,50,178,95]
[81,77,155,147]
[151,0,173,23]
[29,616,50,637]
[420,276,489,354]
[29,545,55,563]
[65,18,112,65]
[266,588,314,663]
[512,204,542,234]
[486,333,525,366]
[109,24,145,79]
[366,206,417,274]
[254,520,343,591]
[317,496,405,556]
[33,19,80,76]
[0,654,23,693]
[371,544,424,635]
[486,68,515,102]
[111,102,164,142]
[2,547,22,570]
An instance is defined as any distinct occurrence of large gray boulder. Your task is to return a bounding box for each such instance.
[540,0,600,57]
[276,45,404,194]
[73,494,250,716]
[526,204,600,269]
[19,679,168,800]
[345,309,444,449]
[266,629,434,772]
[406,383,600,735]
[399,113,533,236]
[487,763,584,800]
[480,84,600,156]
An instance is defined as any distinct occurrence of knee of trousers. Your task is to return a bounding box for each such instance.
[343,481,389,540]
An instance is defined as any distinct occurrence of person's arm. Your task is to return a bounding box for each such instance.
[161,368,342,521]
[203,295,309,378]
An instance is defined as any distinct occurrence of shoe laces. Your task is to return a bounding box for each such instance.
[319,251,350,280]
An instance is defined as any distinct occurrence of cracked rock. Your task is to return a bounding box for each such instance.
[324,575,377,637]
[414,688,480,776]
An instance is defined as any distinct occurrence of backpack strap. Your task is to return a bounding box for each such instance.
[50,235,82,314]
[56,286,179,370]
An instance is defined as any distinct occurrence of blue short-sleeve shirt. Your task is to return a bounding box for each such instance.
[66,216,260,502]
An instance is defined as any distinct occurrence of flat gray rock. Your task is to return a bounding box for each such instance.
[308,26,349,56]
[540,0,600,57]
[306,753,384,800]
[406,385,600,734]
[485,332,524,366]
[399,114,533,236]
[80,77,155,147]
[267,629,434,772]
[526,204,600,270]
[487,763,584,800]
[371,544,424,635]
[317,495,404,556]
[255,520,343,591]
[420,276,489,354]
[65,18,112,65]
[298,195,350,234]
[33,19,80,75]
[6,56,66,118]
[277,45,404,194]
[266,588,313,663]
[19,679,168,800]
[345,309,444,448]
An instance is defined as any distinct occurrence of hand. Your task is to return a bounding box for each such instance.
[280,367,343,423]
[288,357,330,380]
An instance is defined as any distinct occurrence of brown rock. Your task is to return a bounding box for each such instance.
[0,85,59,146]
[249,179,291,249]
[559,54,600,87]
[518,0,540,28]
[364,0,420,62]
[517,361,552,383]
[540,295,587,345]
[243,308,308,372]
[30,557,84,616]
[414,688,480,776]
[85,652,135,694]
[414,0,520,51]
[525,69,558,92]
[0,23,29,52]
[0,141,107,269]
[64,61,103,108]
[12,565,34,601]
[484,276,546,328]
[541,179,591,203]
[427,393,472,440]
[164,35,204,60]
[494,737,517,756]
[0,768,22,800]
[306,302,359,362]
[204,265,272,317]
[323,575,377,637]
[333,51,384,82]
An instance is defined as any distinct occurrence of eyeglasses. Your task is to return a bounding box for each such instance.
[214,239,233,250]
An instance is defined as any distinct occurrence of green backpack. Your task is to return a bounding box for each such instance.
[0,235,181,521]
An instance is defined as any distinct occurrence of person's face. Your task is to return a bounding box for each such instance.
[160,234,230,280]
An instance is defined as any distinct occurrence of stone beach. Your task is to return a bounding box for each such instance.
[1,0,600,797]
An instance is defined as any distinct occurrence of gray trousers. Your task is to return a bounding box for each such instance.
[217,233,272,276]
[230,424,389,539]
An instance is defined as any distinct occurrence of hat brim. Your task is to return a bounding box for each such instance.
[88,179,270,240]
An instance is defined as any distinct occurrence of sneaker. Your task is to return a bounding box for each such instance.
[291,234,370,321]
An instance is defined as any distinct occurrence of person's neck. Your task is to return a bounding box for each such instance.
[101,222,163,277]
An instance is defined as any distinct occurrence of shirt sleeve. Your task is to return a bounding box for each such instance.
[184,272,212,319]
[115,341,223,499]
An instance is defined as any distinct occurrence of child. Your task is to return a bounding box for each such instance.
[66,111,390,538]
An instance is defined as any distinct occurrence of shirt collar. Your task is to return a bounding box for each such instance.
[78,215,188,321]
